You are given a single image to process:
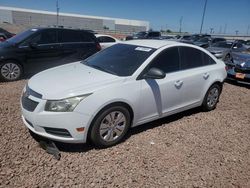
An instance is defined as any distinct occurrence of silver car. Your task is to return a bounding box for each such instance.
[207,41,246,62]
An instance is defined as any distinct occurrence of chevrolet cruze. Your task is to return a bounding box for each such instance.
[21,40,227,147]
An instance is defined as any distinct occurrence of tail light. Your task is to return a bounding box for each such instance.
[96,43,101,51]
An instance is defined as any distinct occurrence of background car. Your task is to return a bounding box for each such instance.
[0,27,15,38]
[0,33,8,42]
[179,34,211,44]
[125,31,161,40]
[193,37,226,48]
[207,41,247,62]
[95,34,119,49]
[226,49,250,83]
[21,40,226,147]
[0,28,101,81]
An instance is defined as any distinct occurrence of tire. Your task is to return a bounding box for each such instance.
[202,84,222,111]
[0,61,23,81]
[90,105,131,148]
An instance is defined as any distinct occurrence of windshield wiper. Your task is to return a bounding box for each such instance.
[89,64,118,76]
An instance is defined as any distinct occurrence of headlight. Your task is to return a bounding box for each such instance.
[45,94,91,112]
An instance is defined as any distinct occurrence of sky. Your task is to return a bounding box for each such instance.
[0,0,249,35]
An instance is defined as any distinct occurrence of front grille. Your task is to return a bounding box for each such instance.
[22,96,39,112]
[43,127,72,138]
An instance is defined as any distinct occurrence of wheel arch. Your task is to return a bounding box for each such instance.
[86,101,134,142]
[202,80,223,102]
[0,58,24,70]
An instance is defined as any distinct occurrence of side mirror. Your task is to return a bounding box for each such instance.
[143,67,166,79]
[29,42,38,49]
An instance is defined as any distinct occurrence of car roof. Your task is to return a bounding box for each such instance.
[122,39,180,49]
[95,34,115,38]
[30,27,93,33]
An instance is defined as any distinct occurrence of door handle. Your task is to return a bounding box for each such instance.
[203,72,210,79]
[175,80,183,88]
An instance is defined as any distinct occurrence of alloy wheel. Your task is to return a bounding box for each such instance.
[207,88,219,108]
[99,111,127,142]
[0,63,21,80]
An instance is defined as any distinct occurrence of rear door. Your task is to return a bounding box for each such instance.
[178,46,216,107]
[58,30,98,64]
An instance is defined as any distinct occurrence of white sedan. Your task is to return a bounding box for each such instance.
[95,34,119,49]
[21,40,227,147]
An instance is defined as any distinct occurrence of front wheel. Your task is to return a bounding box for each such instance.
[90,106,131,148]
[0,61,23,81]
[202,84,221,111]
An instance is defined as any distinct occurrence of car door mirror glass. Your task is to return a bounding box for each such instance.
[143,67,166,79]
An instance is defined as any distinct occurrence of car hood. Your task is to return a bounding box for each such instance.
[28,62,124,100]
[194,41,207,46]
[207,47,228,53]
[0,41,15,50]
[232,52,250,67]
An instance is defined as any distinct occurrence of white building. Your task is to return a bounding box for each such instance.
[0,6,149,32]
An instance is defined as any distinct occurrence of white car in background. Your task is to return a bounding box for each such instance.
[21,40,227,148]
[95,34,119,49]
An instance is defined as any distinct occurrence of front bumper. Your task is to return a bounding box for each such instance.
[21,95,92,143]
[227,67,250,83]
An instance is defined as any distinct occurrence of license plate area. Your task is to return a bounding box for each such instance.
[235,73,246,79]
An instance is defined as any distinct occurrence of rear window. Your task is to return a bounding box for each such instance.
[82,44,156,76]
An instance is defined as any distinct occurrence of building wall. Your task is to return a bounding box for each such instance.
[0,9,13,24]
[0,6,149,32]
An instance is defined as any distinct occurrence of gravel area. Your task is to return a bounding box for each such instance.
[0,80,249,188]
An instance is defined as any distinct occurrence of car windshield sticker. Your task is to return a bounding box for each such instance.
[135,47,152,52]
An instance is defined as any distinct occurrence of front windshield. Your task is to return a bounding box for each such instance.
[6,29,38,44]
[212,42,233,48]
[190,35,200,41]
[197,37,209,42]
[82,43,156,76]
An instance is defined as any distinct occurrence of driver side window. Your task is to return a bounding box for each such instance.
[21,30,57,46]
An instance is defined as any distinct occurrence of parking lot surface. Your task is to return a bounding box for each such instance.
[0,80,249,187]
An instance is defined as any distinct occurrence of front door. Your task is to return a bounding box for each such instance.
[18,29,63,74]
[137,47,183,124]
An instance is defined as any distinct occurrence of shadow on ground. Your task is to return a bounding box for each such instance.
[30,107,202,153]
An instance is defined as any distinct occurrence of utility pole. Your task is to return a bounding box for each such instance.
[200,0,208,34]
[235,30,239,35]
[210,28,214,34]
[56,0,59,27]
[223,23,227,34]
[247,25,250,35]
[219,26,222,34]
[179,16,183,34]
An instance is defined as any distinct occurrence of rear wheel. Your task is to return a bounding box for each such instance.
[202,84,221,111]
[0,61,23,81]
[90,106,131,148]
